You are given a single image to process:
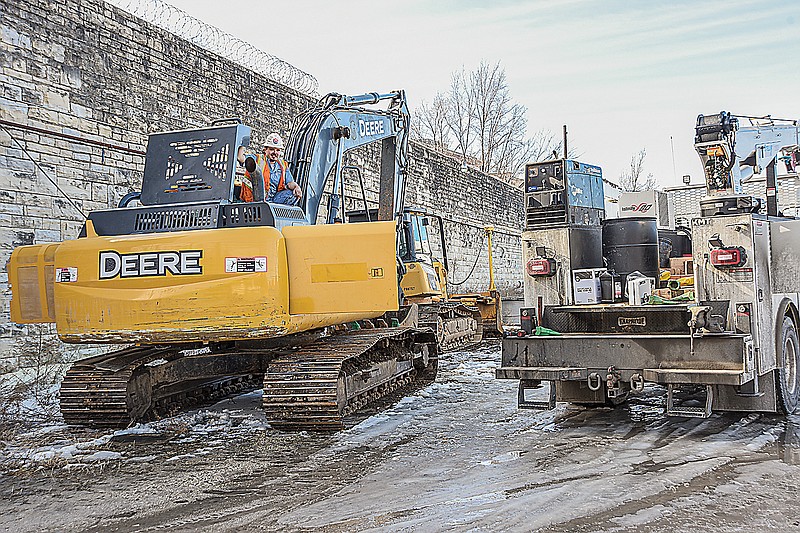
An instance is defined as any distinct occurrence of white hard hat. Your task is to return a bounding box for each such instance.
[264,133,284,149]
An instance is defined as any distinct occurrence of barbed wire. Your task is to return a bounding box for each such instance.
[107,0,319,95]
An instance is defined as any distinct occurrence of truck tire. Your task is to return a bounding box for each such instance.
[777,316,800,414]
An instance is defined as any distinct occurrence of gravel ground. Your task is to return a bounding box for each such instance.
[1,340,799,532]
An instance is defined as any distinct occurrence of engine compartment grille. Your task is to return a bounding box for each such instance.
[134,206,217,232]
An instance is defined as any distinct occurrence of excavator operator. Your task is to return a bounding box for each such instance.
[235,133,303,205]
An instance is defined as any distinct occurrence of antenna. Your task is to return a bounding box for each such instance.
[670,135,677,183]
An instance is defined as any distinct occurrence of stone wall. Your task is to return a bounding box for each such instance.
[0,0,523,373]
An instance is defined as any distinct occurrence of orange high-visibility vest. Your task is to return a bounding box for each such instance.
[239,157,289,202]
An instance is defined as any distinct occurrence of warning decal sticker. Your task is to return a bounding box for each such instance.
[55,267,78,283]
[225,257,267,273]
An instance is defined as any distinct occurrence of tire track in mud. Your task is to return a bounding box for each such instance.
[534,455,793,533]
[479,412,783,532]
[5,345,800,533]
[85,434,421,532]
[267,406,783,531]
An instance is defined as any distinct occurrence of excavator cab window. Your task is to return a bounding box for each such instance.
[411,215,432,261]
[399,212,431,264]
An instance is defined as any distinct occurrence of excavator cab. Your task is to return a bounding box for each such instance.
[82,120,307,238]
[398,208,447,302]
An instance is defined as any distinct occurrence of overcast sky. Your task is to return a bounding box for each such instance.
[165,0,800,188]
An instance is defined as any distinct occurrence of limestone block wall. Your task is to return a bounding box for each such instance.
[0,0,523,373]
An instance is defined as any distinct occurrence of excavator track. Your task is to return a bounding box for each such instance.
[59,319,437,430]
[419,302,483,352]
[59,345,260,427]
[262,326,437,431]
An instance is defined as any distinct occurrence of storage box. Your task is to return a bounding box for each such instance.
[619,190,673,229]
[627,275,654,305]
[572,268,603,304]
[670,256,694,276]
[653,288,672,299]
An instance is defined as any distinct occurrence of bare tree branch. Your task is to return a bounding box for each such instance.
[413,94,451,149]
[619,148,656,191]
[445,68,474,162]
[413,62,574,184]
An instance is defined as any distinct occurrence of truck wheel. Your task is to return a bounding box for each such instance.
[777,316,800,414]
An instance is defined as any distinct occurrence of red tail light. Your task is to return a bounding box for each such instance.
[526,258,556,276]
[710,246,746,268]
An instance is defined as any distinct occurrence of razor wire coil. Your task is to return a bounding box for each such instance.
[107,0,319,95]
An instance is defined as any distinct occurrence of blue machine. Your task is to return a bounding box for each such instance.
[524,159,605,228]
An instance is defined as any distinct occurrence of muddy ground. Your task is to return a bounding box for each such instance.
[2,340,800,532]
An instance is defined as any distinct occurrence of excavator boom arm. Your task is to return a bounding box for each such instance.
[285,91,410,224]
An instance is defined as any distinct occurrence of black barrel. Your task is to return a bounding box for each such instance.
[602,217,660,292]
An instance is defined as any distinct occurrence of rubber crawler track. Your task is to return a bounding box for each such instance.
[419,302,483,352]
[60,326,438,431]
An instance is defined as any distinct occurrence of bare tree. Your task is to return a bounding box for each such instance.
[444,67,475,162]
[413,93,450,150]
[412,61,569,183]
[619,149,656,191]
[470,62,506,172]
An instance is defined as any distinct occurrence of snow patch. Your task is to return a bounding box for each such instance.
[480,450,524,465]
[81,451,123,462]
[166,453,196,463]
[126,455,158,463]
[1,389,273,473]
[611,504,670,526]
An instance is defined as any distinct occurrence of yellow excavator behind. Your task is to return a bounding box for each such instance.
[396,208,503,343]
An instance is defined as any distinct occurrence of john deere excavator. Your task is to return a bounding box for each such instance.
[8,90,456,431]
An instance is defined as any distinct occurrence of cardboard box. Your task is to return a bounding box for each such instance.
[670,256,694,276]
[627,275,654,305]
[573,268,603,304]
[653,288,672,299]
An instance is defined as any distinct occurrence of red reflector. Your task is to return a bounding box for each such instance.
[710,247,745,267]
[526,258,555,276]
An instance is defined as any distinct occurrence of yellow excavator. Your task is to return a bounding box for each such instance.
[346,206,494,352]
[397,208,504,341]
[8,91,454,430]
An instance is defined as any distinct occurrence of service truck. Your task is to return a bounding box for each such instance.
[498,112,800,417]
